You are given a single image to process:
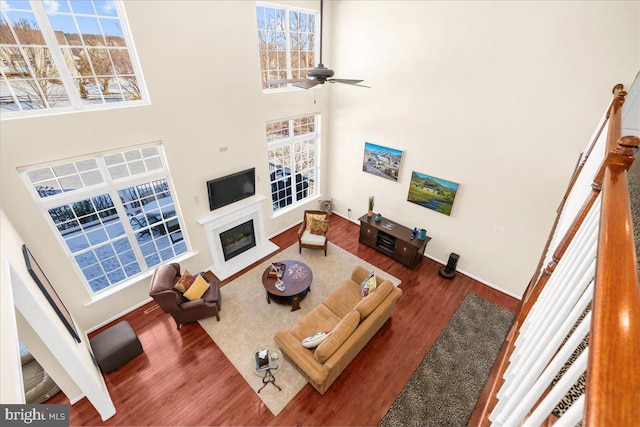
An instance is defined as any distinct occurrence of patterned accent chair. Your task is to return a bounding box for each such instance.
[298,210,329,256]
[149,263,221,328]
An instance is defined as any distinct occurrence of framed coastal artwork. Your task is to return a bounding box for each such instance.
[362,142,403,182]
[407,171,459,216]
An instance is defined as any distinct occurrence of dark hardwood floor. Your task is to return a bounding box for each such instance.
[48,214,519,426]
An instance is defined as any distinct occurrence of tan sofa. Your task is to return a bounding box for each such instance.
[274,265,403,394]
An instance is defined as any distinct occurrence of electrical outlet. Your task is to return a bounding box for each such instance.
[493,227,506,235]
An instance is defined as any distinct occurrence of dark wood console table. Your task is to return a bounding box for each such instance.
[358,214,430,269]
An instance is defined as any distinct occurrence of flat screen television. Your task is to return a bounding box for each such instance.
[207,168,256,211]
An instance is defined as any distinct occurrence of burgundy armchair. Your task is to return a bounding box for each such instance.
[149,263,221,329]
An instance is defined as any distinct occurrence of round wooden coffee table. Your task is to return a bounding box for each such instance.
[262,260,313,311]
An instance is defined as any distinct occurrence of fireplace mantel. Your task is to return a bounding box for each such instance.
[198,196,278,280]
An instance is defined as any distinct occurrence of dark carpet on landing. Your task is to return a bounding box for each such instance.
[379,291,514,427]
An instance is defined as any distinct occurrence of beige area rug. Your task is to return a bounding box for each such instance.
[198,242,401,416]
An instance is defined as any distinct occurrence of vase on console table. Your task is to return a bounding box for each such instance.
[417,228,427,240]
[374,213,382,223]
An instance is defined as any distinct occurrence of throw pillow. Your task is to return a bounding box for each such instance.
[174,270,195,293]
[305,213,327,231]
[183,274,209,300]
[360,271,376,297]
[301,331,331,348]
[309,218,329,236]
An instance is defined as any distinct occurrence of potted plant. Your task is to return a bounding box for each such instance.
[368,196,374,217]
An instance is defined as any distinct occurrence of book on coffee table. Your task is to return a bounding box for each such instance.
[267,262,285,279]
[255,348,269,371]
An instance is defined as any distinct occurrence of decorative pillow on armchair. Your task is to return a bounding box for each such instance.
[174,270,196,293]
[309,218,329,236]
[306,213,327,230]
[183,274,210,300]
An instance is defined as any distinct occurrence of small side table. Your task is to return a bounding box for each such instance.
[251,345,283,393]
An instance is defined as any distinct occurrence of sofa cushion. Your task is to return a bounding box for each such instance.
[355,280,394,320]
[183,274,209,300]
[300,230,326,246]
[314,311,360,364]
[323,280,362,318]
[290,304,341,341]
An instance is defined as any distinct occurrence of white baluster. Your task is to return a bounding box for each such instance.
[493,314,590,426]
[521,349,589,427]
[493,280,593,418]
[508,197,599,373]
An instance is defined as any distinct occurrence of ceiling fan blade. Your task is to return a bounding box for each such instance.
[266,78,308,85]
[294,79,322,89]
[329,79,363,84]
[328,79,370,88]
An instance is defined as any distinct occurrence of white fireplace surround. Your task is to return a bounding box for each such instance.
[198,195,279,281]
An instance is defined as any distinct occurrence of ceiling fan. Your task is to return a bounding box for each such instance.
[267,0,369,89]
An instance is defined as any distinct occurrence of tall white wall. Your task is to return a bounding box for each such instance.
[0,0,638,336]
[326,0,640,297]
[0,1,326,332]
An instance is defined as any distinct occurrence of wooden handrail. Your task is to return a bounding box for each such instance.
[586,136,640,425]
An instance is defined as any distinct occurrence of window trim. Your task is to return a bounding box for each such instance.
[1,0,150,120]
[256,1,320,93]
[19,142,187,297]
[266,113,321,214]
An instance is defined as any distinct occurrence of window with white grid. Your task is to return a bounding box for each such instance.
[21,145,187,295]
[1,0,148,119]
[266,114,319,211]
[256,3,318,90]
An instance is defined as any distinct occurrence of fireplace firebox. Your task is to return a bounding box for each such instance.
[220,220,256,261]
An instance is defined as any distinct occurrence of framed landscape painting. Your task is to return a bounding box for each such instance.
[407,171,459,216]
[362,142,403,182]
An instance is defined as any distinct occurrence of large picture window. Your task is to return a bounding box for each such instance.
[266,114,319,212]
[256,3,318,90]
[1,0,148,118]
[21,145,186,294]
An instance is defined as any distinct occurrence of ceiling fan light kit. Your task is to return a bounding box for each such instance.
[267,0,368,90]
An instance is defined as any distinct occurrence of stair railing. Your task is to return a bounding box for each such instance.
[470,85,640,426]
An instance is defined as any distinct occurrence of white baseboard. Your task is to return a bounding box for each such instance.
[85,297,153,334]
[422,253,522,300]
[332,210,522,300]
[268,220,303,240]
[332,210,359,224]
